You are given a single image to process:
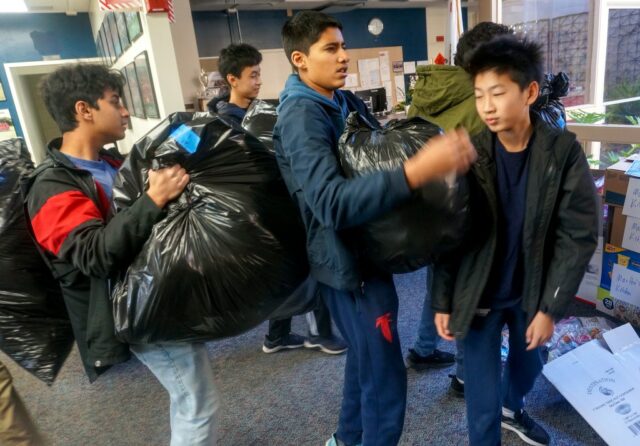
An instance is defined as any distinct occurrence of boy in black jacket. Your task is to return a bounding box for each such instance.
[274,11,476,446]
[25,64,218,445]
[434,36,598,446]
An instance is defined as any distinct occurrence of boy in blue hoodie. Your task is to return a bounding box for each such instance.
[273,11,477,446]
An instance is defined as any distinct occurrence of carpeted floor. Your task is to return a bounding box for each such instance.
[3,269,608,445]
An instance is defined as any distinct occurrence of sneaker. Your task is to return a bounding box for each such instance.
[406,348,455,370]
[325,433,362,446]
[262,333,306,353]
[501,409,550,446]
[304,335,348,355]
[449,374,464,397]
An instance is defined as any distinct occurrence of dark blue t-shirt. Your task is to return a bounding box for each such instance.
[480,135,533,309]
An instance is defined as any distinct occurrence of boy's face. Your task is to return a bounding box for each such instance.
[292,26,349,98]
[473,69,538,133]
[227,65,261,100]
[90,88,130,142]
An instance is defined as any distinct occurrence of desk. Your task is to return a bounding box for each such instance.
[378,112,407,126]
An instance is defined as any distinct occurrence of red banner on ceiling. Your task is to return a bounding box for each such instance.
[98,0,142,11]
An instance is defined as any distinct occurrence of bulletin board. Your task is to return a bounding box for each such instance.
[345,46,404,107]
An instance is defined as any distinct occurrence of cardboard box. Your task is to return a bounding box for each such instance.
[596,287,640,327]
[605,157,635,206]
[608,206,628,247]
[600,244,640,290]
[543,324,640,445]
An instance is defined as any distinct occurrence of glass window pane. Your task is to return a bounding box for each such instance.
[502,0,590,106]
[604,9,640,125]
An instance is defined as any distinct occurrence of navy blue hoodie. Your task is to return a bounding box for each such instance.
[273,74,411,291]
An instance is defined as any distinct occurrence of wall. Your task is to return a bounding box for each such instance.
[192,8,428,61]
[169,0,201,109]
[0,13,97,137]
[89,2,186,153]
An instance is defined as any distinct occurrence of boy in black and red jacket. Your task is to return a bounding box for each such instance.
[24,64,218,445]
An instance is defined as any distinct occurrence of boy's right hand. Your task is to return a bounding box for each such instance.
[403,128,477,190]
[147,165,190,208]
[435,312,455,341]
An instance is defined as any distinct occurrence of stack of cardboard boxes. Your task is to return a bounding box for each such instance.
[596,155,640,327]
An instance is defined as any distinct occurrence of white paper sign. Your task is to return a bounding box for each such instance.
[403,61,416,74]
[622,216,640,252]
[379,51,391,82]
[358,58,381,89]
[610,263,640,304]
[344,73,359,88]
[394,74,406,102]
[416,60,429,66]
[622,177,640,219]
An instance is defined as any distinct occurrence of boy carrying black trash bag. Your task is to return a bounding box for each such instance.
[24,64,218,446]
[433,36,598,446]
[274,11,476,446]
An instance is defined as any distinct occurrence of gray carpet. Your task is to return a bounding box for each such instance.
[2,269,607,445]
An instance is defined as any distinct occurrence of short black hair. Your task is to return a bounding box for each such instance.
[454,22,512,69]
[40,64,124,133]
[466,35,543,90]
[282,11,343,70]
[218,43,262,83]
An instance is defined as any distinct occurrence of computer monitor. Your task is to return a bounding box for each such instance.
[354,88,388,115]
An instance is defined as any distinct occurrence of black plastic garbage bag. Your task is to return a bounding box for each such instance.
[338,113,471,273]
[533,72,569,130]
[112,112,309,344]
[241,99,278,152]
[0,138,73,385]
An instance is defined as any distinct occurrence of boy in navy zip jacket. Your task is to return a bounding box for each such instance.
[434,37,598,446]
[273,11,477,446]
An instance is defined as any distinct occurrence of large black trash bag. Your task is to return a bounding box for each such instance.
[241,99,278,152]
[0,138,73,384]
[338,113,471,274]
[112,112,309,343]
[533,72,569,130]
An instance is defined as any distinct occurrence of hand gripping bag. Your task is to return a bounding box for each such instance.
[0,138,73,384]
[338,113,471,273]
[112,112,309,343]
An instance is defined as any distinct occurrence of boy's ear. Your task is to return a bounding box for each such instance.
[226,73,238,88]
[526,81,540,106]
[74,100,93,123]
[290,50,307,72]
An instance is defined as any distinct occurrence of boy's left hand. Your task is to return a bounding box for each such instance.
[525,311,554,351]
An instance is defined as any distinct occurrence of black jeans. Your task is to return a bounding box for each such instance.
[266,295,333,341]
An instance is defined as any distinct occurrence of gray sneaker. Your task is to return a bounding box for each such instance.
[304,335,347,355]
[262,333,306,353]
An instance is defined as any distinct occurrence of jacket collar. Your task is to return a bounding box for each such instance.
[46,137,124,169]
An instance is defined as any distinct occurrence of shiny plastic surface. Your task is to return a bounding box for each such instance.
[112,113,309,343]
[241,99,278,152]
[0,138,73,384]
[338,113,471,273]
[532,72,569,129]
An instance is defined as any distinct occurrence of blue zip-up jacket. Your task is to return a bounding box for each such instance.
[273,74,411,291]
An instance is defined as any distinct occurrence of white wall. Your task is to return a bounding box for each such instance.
[89,2,185,153]
[426,3,447,62]
[169,0,202,109]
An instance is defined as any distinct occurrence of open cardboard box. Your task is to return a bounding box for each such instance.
[543,323,640,445]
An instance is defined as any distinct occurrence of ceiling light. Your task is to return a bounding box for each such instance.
[0,0,28,13]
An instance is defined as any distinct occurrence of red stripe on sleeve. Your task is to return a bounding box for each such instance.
[31,190,104,256]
